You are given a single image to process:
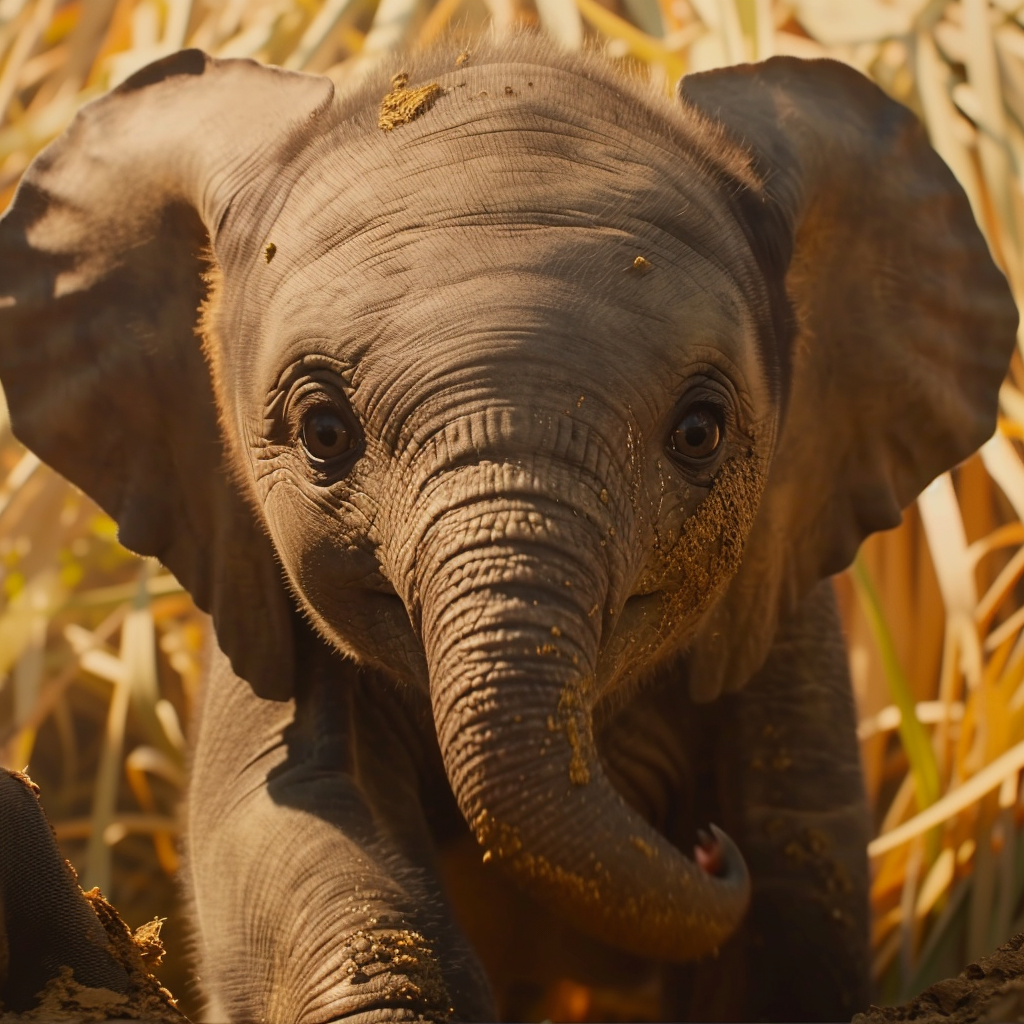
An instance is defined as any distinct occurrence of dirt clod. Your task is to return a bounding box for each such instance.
[853,934,1024,1023]
[378,72,444,131]
[7,891,185,1022]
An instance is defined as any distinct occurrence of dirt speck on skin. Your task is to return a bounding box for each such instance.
[455,50,469,66]
[554,680,593,786]
[782,826,850,894]
[629,836,655,858]
[337,928,452,1017]
[264,242,276,263]
[774,824,856,931]
[378,72,444,131]
[475,809,603,907]
[473,809,523,866]
[854,934,1024,1023]
[631,255,651,273]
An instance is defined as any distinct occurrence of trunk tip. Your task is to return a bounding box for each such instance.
[695,824,749,893]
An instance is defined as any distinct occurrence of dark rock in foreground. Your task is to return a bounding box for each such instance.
[854,934,1024,1024]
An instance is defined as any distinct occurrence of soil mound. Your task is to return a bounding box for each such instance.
[854,934,1024,1024]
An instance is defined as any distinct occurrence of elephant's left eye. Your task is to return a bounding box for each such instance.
[300,406,356,462]
[668,404,724,464]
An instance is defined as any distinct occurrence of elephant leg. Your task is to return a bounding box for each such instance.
[664,579,871,1023]
[183,629,494,1023]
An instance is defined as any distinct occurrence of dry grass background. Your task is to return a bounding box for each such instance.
[1,0,1024,1018]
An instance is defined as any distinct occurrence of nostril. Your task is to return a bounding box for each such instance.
[693,824,743,880]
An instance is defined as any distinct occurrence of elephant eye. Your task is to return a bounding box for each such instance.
[300,406,355,462]
[668,404,723,463]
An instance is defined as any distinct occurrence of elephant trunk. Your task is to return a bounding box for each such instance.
[414,504,750,962]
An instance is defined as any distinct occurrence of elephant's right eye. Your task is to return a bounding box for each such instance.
[300,406,357,463]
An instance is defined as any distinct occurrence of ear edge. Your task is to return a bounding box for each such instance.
[115,47,210,93]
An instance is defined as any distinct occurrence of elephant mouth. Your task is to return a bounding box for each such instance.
[349,586,406,614]
[328,587,428,684]
[624,590,664,613]
[609,589,666,640]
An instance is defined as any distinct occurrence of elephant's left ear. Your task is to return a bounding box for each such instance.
[0,51,335,700]
[679,57,1019,700]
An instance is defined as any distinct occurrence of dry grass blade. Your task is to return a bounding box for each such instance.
[869,740,1024,857]
[285,0,363,68]
[852,556,942,810]
[575,0,685,77]
[534,0,584,48]
[82,630,130,895]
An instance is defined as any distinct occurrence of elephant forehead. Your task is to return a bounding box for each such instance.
[275,65,757,285]
[253,233,770,468]
[262,219,765,413]
[226,61,776,431]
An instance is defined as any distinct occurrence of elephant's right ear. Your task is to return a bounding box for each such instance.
[679,58,1018,701]
[0,51,335,700]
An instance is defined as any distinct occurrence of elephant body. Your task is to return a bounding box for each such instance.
[185,578,868,1021]
[0,34,1017,1024]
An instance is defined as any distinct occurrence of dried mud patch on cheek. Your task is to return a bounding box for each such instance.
[656,450,765,630]
[339,928,453,1016]
[379,72,445,131]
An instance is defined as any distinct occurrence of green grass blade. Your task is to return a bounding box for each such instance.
[852,554,943,811]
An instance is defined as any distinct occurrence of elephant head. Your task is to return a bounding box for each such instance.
[0,39,1014,963]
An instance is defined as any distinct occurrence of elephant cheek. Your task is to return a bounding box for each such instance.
[642,450,765,635]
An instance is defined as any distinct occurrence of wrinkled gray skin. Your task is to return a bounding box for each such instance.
[0,35,1017,1024]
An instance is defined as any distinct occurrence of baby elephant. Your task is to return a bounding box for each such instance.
[0,35,1016,1024]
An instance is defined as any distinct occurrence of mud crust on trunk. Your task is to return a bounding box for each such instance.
[853,933,1024,1024]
